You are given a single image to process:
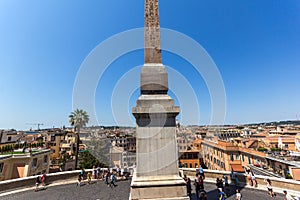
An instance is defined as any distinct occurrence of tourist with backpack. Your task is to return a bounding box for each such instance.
[110,172,117,187]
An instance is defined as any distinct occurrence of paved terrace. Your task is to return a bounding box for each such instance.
[0,169,299,200]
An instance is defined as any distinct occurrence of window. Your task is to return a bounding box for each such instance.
[230,154,234,161]
[236,154,240,160]
[51,134,55,141]
[0,163,4,173]
[248,156,252,164]
[43,155,48,164]
[32,158,37,168]
[242,154,244,162]
[221,162,225,169]
[8,136,11,141]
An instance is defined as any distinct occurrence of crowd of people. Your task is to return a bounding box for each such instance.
[76,166,121,188]
[184,166,208,200]
[33,165,297,199]
[181,166,299,200]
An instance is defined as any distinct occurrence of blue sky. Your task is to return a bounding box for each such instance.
[0,0,299,130]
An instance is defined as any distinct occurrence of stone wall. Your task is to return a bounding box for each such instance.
[181,168,300,194]
[1,168,300,195]
[0,169,84,192]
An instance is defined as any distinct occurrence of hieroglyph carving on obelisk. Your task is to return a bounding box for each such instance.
[144,0,162,64]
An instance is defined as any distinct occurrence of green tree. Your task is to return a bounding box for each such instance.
[14,143,19,150]
[258,146,267,152]
[79,150,106,169]
[270,147,282,151]
[69,109,89,169]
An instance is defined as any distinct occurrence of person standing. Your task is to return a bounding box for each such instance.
[110,172,117,187]
[250,171,257,187]
[77,173,82,187]
[80,168,85,181]
[223,175,229,187]
[105,171,110,186]
[198,175,204,190]
[216,178,224,191]
[87,171,92,185]
[41,173,46,186]
[199,166,205,179]
[235,189,242,200]
[194,179,200,200]
[35,176,41,191]
[196,166,200,177]
[246,169,253,186]
[186,178,192,199]
[283,190,293,200]
[96,166,101,179]
[218,188,226,200]
[92,166,96,179]
[265,179,276,197]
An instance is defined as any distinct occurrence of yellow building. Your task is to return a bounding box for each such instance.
[179,150,201,168]
[0,149,51,181]
[201,139,267,172]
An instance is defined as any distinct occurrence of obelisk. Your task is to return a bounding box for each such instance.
[129,0,188,199]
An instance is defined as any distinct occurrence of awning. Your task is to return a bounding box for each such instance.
[231,164,245,172]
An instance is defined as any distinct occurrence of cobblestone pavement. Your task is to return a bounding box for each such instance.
[0,179,285,200]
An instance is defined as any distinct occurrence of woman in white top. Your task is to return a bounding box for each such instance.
[235,189,242,200]
[250,171,257,187]
[265,179,276,197]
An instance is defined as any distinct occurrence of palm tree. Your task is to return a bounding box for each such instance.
[69,109,89,169]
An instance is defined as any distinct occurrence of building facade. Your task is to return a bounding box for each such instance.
[0,149,51,181]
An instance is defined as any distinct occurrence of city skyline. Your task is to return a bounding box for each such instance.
[0,0,300,130]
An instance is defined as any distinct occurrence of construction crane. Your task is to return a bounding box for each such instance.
[26,123,44,130]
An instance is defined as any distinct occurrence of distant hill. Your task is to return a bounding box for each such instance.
[245,120,300,126]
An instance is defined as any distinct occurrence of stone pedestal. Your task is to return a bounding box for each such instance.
[130,175,188,200]
[130,82,188,199]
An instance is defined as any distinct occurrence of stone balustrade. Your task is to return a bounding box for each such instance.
[1,168,300,197]
[181,168,300,197]
[0,169,84,192]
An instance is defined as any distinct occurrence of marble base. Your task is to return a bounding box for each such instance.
[129,175,189,200]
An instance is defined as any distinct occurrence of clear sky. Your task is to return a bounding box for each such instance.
[0,0,299,130]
